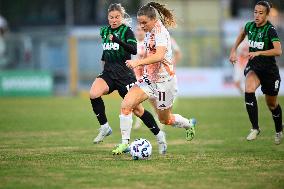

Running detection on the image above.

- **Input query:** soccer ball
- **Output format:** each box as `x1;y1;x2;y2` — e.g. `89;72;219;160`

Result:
130;138;152;160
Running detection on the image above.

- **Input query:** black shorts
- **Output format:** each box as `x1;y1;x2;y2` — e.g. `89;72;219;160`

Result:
97;70;136;98
244;62;281;96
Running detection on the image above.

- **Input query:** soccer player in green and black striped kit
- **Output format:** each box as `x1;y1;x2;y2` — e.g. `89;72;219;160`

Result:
89;3;167;154
230;1;283;144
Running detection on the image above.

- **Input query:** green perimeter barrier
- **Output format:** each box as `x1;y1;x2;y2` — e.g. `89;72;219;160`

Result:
0;71;53;96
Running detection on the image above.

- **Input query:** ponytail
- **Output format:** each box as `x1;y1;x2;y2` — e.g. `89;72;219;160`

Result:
137;2;176;28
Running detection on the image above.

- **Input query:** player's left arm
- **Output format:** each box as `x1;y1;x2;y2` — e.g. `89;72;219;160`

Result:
248;27;282;59
249;42;282;59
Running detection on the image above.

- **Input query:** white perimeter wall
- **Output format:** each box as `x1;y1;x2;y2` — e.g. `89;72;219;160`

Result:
176;68;284;97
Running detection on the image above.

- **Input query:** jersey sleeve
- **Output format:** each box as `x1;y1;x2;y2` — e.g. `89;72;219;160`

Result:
100;27;106;61
268;26;280;42
125;28;137;46
244;22;251;35
100;26;106;38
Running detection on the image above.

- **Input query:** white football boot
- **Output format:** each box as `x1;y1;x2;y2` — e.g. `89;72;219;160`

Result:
246;129;260;141
275;132;283;145
93;124;112;144
156;131;167;155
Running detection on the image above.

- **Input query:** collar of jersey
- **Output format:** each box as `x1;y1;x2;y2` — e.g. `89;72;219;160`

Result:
254;20;271;28
109;24;125;31
150;19;162;33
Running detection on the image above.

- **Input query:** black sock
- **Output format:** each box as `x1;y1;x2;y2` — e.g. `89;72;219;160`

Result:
139;110;160;135
90;98;107;125
270;104;283;133
245;92;259;130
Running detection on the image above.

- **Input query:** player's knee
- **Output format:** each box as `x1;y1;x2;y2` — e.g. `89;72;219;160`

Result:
245;85;256;93
133;106;144;117
245;72;259;93
266;100;278;110
90;88;103;99
159;118;168;125
121;108;132;115
89;90;97;99
121;99;134;115
159;115;174;125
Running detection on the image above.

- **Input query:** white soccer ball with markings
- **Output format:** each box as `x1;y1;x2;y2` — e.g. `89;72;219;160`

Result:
130;138;152;160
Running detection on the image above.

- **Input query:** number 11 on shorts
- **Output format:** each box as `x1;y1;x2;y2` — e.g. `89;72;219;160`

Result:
158;91;166;101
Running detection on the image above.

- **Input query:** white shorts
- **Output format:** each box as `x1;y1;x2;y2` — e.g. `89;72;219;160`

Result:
136;75;178;110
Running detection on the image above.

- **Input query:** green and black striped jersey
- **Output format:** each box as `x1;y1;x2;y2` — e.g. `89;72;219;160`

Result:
100;24;137;77
244;21;280;64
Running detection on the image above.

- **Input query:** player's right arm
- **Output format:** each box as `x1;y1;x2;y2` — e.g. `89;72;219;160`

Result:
230;28;246;64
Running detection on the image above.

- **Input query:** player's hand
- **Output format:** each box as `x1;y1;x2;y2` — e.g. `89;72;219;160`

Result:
229;51;237;64
125;60;138;69
108;34;113;41
248;52;260;60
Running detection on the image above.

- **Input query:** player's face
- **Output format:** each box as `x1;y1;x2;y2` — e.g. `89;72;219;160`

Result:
135;26;146;41
254;5;268;26
137;15;156;32
108;10;123;29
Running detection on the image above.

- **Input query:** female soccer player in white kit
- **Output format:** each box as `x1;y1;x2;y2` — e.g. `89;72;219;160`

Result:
112;2;196;155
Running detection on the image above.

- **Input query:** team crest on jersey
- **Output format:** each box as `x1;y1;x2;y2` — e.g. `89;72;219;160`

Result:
114;32;120;37
258;32;263;38
102;42;119;50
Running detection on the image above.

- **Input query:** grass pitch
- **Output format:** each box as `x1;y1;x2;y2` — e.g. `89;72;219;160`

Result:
0;95;283;189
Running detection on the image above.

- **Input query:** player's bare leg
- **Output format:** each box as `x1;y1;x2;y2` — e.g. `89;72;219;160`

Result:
156;107;196;141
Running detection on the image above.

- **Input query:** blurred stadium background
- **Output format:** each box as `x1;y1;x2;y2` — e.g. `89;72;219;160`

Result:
0;0;283;97
1;1;284;188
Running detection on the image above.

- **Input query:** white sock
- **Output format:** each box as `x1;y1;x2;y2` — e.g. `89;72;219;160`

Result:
119;114;133;144
156;131;165;139
101;122;110;128
172;114;190;129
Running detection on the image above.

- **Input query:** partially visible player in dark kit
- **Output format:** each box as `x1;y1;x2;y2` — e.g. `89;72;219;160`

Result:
89;3;166;149
229;1;283;144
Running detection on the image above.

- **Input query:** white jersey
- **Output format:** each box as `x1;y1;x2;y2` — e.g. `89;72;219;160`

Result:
144;20;174;82
137;40;146;59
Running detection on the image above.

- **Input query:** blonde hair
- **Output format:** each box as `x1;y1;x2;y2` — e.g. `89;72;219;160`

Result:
108;3;132;26
137;2;176;28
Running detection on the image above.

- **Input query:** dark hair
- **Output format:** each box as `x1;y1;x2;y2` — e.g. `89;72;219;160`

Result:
256;1;273;14
137;2;176;28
